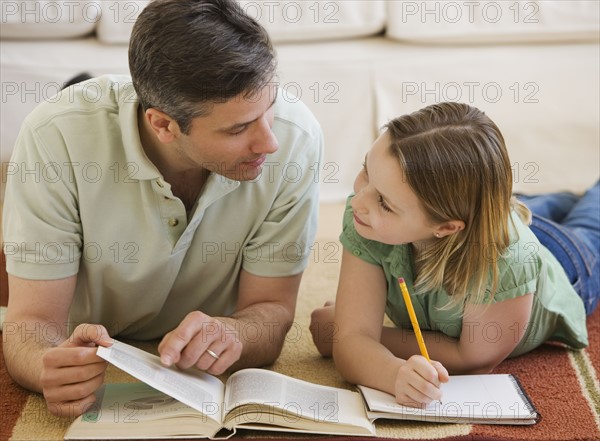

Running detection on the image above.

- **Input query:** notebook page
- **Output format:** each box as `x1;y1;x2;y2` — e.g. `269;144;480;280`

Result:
359;374;534;421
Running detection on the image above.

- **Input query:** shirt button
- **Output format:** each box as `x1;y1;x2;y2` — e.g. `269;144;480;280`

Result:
168;218;179;227
353;249;361;256
156;179;164;188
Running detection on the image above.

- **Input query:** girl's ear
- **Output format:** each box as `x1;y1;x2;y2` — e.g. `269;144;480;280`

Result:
434;220;465;238
145;108;182;144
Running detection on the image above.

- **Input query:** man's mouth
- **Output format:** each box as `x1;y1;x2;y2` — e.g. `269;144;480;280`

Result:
242;155;266;167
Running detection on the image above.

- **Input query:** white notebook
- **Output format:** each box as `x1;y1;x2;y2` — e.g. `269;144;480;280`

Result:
358;374;538;425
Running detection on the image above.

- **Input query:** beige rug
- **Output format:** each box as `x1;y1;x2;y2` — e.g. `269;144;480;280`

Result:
2;213;600;440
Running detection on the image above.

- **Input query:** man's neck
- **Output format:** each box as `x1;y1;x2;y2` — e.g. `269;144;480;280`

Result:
137;106;209;206
137;105;173;176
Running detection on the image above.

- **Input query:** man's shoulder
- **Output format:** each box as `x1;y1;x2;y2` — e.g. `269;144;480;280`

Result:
23;75;136;129
273;91;322;141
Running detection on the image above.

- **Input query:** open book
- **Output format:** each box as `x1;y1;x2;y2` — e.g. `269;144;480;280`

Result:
65;340;539;440
64;340;376;439
358;374;538;425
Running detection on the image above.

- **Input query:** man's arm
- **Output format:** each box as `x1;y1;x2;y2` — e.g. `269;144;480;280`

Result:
3;275;111;417
158;269;301;375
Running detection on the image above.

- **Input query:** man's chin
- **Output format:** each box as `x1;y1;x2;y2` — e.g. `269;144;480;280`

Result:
220;165;264;182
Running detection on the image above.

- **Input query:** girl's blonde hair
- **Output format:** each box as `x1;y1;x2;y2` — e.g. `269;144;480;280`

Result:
385;102;531;308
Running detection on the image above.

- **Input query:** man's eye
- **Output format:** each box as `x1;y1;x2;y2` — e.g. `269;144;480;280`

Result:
230;125;248;135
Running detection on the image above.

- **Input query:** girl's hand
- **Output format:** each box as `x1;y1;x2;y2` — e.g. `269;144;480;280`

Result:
309;301;336;357
394;355;449;407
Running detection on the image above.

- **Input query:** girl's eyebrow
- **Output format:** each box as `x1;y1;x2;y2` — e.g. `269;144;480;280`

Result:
364;152;401;212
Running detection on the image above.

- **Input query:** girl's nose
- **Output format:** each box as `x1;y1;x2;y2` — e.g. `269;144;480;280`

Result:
351;190;369;214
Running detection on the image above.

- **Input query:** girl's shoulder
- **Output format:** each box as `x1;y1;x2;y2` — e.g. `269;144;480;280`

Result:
485;211;543;302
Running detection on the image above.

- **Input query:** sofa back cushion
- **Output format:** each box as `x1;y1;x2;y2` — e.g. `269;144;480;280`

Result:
0;0;100;39
387;0;600;44
94;0;386;45
95;0;149;44
238;0;386;43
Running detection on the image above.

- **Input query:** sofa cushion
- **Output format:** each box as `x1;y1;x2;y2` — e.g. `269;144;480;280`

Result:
387;0;600;44
0;0;100;40
95;0;149;44
95;0;386;45
238;0;386;43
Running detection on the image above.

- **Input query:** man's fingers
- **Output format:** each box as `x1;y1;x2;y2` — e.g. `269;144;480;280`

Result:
43;370;106;404
41;360;107;386
176;333;220;370
46;392;100;418
42;346;103;369
206;341;242;376
158;311;212;366
65;324;112;348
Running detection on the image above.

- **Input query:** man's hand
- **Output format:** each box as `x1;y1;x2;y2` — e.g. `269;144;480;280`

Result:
40;324;112;418
394;355;449;408
158;311;242;375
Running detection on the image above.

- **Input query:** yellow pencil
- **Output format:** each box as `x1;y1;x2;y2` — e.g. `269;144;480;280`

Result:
398;277;431;362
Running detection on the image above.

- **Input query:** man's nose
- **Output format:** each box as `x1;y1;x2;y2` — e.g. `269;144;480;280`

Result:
250;117;279;154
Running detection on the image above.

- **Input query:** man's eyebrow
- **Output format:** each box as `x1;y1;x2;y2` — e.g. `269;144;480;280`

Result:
222;92;278;132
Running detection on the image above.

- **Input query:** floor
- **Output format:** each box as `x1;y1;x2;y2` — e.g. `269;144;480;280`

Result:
315;202;346;240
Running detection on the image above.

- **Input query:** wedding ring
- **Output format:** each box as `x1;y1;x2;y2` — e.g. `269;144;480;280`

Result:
206;349;220;360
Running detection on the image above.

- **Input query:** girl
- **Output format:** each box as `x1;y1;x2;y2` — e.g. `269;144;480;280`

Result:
310;102;599;407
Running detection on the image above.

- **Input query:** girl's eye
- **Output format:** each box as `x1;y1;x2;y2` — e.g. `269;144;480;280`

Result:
378;195;392;212
361;161;368;175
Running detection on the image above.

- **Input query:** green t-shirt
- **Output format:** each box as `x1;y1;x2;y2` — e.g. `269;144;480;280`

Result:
339;197;588;356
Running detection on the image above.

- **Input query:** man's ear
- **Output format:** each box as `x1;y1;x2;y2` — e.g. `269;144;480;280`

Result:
435;220;466;238
145;108;181;144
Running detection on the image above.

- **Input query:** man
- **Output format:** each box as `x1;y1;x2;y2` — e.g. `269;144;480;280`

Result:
2;0;322;418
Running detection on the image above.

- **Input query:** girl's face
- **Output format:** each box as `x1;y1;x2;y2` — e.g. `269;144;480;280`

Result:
351;132;438;247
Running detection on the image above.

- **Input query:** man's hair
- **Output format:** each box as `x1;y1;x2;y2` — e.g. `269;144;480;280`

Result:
385;102;531;311
129;0;276;134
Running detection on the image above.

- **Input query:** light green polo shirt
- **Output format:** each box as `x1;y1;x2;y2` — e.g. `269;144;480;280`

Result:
2;75;323;339
339;197;588;356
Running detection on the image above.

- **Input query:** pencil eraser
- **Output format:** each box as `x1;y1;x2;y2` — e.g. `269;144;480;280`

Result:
398;277;405;284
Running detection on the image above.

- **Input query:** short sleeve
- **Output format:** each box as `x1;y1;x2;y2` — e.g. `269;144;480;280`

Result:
2;120;82;279
475;215;541;304
241;104;323;277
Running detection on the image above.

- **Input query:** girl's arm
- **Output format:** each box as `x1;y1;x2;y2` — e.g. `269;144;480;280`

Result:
333;249;447;403
381;293;534;374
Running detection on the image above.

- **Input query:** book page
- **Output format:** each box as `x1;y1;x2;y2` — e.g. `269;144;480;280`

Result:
223;368;374;432
97;340;225;423
65;383;224;439
359;374;537;423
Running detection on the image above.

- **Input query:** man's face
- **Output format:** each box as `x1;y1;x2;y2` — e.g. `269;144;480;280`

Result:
173;84;279;181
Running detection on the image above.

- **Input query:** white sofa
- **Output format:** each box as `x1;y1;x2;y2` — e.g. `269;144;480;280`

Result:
1;0;599;203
